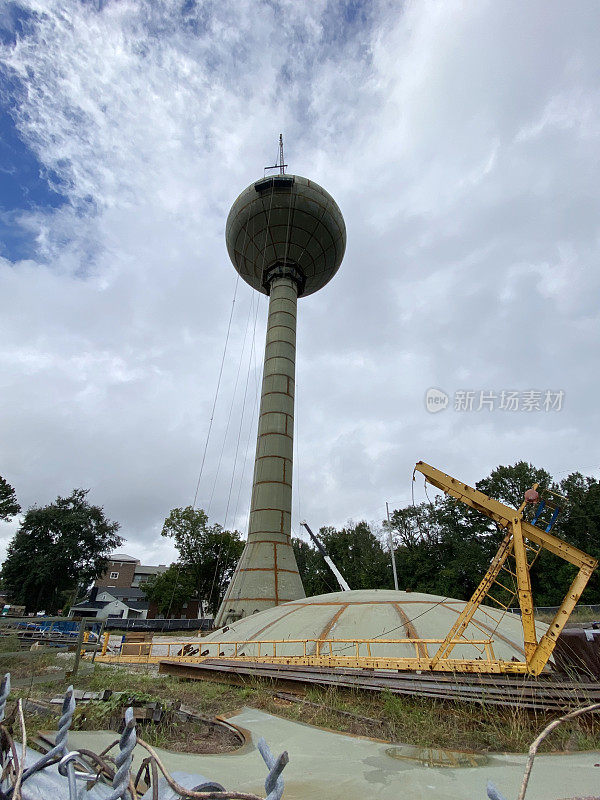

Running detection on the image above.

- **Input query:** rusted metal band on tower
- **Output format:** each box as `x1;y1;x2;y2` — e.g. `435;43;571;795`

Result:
214;276;306;626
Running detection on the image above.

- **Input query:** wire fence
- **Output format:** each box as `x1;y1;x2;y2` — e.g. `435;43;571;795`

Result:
0;673;289;799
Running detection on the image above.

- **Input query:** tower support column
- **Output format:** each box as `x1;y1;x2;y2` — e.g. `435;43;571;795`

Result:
215;275;305;626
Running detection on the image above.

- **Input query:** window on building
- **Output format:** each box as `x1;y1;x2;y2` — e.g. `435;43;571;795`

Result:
182;603;188;609
110;572;119;579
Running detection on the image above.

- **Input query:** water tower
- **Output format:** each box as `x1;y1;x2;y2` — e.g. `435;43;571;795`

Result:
214;140;346;627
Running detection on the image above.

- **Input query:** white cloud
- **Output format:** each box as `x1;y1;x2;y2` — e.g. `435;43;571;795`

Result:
1;0;600;569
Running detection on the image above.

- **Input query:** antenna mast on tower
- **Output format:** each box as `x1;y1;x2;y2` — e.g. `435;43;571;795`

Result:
264;134;287;175
278;133;285;174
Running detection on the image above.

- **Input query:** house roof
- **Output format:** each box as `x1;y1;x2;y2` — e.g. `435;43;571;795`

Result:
71;600;108;610
100;587;146;600
109;553;138;562
135;565;167;574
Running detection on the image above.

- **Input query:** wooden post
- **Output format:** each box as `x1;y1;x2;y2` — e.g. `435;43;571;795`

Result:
70;618;86;678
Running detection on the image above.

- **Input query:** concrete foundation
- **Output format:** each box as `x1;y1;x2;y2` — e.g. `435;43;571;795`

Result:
66;709;600;800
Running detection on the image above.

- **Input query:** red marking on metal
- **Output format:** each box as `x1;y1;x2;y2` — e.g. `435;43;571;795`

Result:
242;606;302;642
250;508;291;514
310;604;349;654
264;355;295;365
244;538;292;546
265;323;296;335
267;309;296;321
274;545;279;604
239;567;299;574
265;338;296;348
259;411;293;421
253;480;292;488
392;603;428;658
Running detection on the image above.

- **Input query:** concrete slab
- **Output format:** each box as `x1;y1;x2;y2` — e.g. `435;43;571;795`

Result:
65;707;600;799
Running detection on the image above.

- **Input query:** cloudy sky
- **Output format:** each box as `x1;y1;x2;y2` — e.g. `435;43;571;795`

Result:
1;0;599;568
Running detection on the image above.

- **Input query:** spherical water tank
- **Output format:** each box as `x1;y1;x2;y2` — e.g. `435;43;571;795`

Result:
225;174;346;297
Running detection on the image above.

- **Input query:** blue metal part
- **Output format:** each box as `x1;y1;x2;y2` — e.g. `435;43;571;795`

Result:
545;506;560;532
532;498;561;532
257;737;289;800
105;706;136;800
486;781;508;800
531;499;545;526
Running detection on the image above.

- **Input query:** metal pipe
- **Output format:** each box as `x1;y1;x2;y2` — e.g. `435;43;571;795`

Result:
386;502;399;591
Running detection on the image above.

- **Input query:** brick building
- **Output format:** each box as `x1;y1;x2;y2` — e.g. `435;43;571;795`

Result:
94;554;140;589
71;553;205;620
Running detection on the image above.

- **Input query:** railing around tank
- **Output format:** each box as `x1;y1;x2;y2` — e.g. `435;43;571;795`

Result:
95;635;519;673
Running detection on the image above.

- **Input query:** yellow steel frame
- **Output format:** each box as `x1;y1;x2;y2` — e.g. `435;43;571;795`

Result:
94;462;597;676
415;461;597;675
96;635;533;673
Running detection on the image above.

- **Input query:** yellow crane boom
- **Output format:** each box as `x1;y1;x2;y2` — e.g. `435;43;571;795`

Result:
415;461;597;675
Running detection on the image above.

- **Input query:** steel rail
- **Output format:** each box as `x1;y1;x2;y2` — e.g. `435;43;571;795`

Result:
158;659;600;712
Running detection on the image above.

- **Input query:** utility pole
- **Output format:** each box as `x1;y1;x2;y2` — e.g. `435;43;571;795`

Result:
386;502;399;591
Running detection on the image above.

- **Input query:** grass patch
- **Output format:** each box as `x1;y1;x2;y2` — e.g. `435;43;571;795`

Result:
0;634;22;653
536;608;600;624
11;664;600;754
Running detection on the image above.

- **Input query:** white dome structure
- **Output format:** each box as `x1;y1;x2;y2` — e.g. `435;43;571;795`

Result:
206;589;548;663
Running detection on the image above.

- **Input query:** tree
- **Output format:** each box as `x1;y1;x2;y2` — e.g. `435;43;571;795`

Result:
293;521;393;595
292;536;332;597
143;564;196;616
387;462;600;606
0;489;122;613
0;476;20;522
161;506;244;616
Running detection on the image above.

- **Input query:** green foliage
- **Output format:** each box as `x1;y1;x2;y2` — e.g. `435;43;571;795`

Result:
0;476;20;522
384;462;600;606
294;462;600;607
161;506;244;616
0;489;122;613
293;521;393;595
142;564;196;615
73;690;161;731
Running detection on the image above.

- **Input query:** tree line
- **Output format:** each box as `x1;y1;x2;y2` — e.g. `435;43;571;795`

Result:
294;462;600;606
0;480;122;613
1;460;599;615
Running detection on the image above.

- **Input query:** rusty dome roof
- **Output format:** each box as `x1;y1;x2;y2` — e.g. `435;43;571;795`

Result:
205;589;548;663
